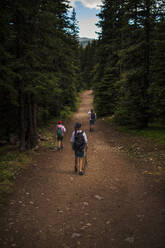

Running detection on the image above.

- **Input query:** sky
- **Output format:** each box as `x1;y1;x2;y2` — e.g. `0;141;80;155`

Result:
69;0;102;39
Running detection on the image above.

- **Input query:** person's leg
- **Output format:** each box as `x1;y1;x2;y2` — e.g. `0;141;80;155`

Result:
84;146;87;164
61;140;63;148
60;137;63;149
57;139;60;150
79;150;85;175
75;156;78;172
59;140;62;149
57;137;63;150
92;120;95;131
90;124;93;131
90;120;94;131
79;158;83;174
89;120;92;131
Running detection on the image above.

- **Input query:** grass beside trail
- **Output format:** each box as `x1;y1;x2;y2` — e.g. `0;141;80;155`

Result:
0;128;57;208
118;125;165;145
0;103;79;208
0;99;81;208
0;148;32;207
106;117;165;145
106;117;165;181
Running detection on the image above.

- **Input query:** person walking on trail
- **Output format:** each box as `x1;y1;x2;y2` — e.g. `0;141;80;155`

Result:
88;109;96;132
56;120;66;151
70;122;88;176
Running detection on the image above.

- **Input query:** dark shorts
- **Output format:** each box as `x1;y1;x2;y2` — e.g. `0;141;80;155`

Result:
90;119;95;125
75;150;84;158
57;135;63;141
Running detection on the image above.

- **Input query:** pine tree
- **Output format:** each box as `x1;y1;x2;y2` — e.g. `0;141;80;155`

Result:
115;0;158;128
148;2;165;123
93;0;124;117
0;0;18;141
93;0;163;128
80;40;98;89
0;0;81;149
70;8;79;38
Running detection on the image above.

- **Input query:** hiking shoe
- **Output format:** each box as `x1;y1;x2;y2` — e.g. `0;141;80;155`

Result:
79;171;83;176
74;166;78;172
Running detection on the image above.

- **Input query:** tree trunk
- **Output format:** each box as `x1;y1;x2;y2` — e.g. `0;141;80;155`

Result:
19;83;26;151
145;0;150;85
26;93;38;149
15;8;26;151
32;94;38;147
143;0;151;127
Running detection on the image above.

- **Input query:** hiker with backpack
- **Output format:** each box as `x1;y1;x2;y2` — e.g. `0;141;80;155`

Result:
56;120;66;151
70;122;88;175
88;109;96;132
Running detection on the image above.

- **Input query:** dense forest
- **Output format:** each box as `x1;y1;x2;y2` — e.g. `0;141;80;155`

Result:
82;0;165;129
0;0;165;151
0;0;82;150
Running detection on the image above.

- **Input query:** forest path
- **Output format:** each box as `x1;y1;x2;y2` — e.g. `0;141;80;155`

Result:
0;90;165;248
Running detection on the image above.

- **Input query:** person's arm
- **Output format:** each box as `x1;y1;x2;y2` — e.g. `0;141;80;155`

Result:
63;126;66;132
83;132;88;149
83;132;87;144
71;131;75;150
70;131;75;144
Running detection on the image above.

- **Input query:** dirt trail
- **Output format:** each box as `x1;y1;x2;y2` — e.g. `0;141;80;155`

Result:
0;90;165;248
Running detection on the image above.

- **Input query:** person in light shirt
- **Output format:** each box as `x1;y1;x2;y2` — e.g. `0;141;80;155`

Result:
70;122;87;175
88;109;96;131
56;120;66;151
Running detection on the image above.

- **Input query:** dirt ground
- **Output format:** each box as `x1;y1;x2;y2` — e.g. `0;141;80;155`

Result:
0;90;165;248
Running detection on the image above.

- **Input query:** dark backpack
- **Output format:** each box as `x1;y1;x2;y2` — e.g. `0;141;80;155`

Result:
57;127;62;138
73;131;86;152
91;112;95;120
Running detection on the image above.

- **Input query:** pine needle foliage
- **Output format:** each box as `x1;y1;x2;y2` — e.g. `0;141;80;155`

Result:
90;0;165;128
0;0;81;149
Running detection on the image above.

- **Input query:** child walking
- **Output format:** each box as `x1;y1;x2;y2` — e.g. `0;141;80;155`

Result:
56;120;66;151
88;109;96;132
70;122;87;175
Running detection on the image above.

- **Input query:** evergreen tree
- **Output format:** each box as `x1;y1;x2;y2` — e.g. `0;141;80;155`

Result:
115;0;160;128
80;40;98;89
67;7;82;94
0;0;17;140
93;0;123;117
93;0;165;128
70;8;79;38
0;0;81;149
148;4;165;122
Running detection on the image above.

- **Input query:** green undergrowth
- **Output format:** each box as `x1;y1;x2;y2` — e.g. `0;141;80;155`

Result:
39;96;81;149
118;125;165;146
60;95;81;121
38;128;57;150
0;148;32;207
106;116;165;145
0;96;81;208
105;116;165;181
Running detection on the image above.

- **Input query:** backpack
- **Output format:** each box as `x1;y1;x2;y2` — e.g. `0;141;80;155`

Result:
91;112;95;120
57;126;62;138
73;131;86;152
